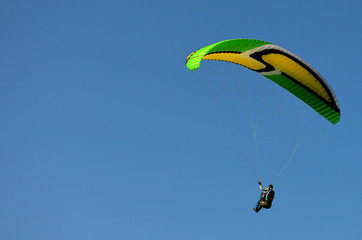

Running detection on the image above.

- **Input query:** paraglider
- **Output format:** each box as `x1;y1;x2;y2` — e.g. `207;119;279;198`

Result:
253;182;275;213
185;38;340;212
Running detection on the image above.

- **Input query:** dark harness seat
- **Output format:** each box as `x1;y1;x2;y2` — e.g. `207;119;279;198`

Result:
259;190;274;209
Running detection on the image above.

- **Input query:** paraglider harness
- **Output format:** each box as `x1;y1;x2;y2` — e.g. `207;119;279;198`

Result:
259;189;275;209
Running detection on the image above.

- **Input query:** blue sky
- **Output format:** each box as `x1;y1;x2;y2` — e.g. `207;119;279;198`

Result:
1;0;361;239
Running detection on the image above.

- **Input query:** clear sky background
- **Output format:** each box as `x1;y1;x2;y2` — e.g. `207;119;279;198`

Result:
1;1;361;239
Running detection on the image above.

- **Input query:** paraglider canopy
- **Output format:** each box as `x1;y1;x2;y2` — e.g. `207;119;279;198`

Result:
186;39;340;124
